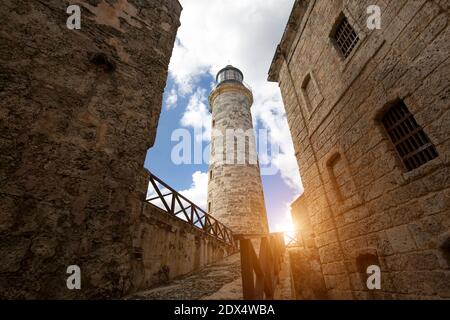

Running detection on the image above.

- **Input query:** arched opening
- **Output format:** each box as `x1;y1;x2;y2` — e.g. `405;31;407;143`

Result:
440;236;450;266
355;252;380;299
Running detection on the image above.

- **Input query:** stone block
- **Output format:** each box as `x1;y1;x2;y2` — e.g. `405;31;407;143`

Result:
386;225;417;253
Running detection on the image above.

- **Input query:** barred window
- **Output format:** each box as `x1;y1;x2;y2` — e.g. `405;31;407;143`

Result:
333;16;359;59
382;101;438;171
133;247;143;260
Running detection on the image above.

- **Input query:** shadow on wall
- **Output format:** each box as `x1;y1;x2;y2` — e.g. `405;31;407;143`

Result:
289;248;328;300
440;233;450;267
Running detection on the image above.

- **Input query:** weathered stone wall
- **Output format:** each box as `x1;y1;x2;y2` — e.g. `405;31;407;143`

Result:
270;0;450;299
290;195;328;300
0;0;181;298
289;248;328;300
131;201;236;292
291;195;314;242
208;82;269;235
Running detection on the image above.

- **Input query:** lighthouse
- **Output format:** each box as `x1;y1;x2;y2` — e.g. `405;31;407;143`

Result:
207;65;269;235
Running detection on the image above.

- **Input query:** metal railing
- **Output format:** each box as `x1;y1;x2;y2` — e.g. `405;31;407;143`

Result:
234;233;286;300
285;231;304;248
146;173;236;248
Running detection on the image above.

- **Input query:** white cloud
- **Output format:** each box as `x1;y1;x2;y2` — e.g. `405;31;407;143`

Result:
171;0;296;94
170;0;303;223
165;88;178;110
179;171;209;210
180;88;212;142
253;95;303;194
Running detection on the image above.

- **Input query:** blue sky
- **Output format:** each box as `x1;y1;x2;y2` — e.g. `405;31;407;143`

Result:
145;0;302;232
145;77;207;189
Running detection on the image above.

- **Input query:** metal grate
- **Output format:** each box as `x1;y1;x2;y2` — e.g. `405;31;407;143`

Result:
133;247;143;261
334;16;360;59
382;101;438;171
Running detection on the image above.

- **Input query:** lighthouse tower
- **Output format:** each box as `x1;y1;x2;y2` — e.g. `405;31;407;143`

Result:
207;65;269;235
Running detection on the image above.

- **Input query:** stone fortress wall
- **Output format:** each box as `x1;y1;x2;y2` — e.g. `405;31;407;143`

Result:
289;196;328;300
0;0;183;298
132;195;235;293
270;0;450;299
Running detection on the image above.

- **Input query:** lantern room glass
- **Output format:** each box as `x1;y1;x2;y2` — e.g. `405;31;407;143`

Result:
216;66;243;84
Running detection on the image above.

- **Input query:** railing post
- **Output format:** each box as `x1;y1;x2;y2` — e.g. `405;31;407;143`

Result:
239;239;255;300
236;233;288;300
259;237;274;299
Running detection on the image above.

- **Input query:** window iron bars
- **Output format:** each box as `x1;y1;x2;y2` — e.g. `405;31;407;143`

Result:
382;101;438;171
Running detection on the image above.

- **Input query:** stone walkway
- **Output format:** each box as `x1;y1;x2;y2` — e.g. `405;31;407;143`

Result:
128;250;294;300
128;253;243;300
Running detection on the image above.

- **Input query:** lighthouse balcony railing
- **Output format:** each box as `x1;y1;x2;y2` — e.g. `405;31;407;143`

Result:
146;172;237;248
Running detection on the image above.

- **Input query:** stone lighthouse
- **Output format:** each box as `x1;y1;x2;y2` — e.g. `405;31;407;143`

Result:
207;65;269;235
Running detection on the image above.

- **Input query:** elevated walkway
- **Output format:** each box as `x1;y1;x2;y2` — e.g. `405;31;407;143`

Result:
134;173;295;300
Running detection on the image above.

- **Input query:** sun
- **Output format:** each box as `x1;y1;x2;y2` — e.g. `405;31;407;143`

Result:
273;206;297;233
